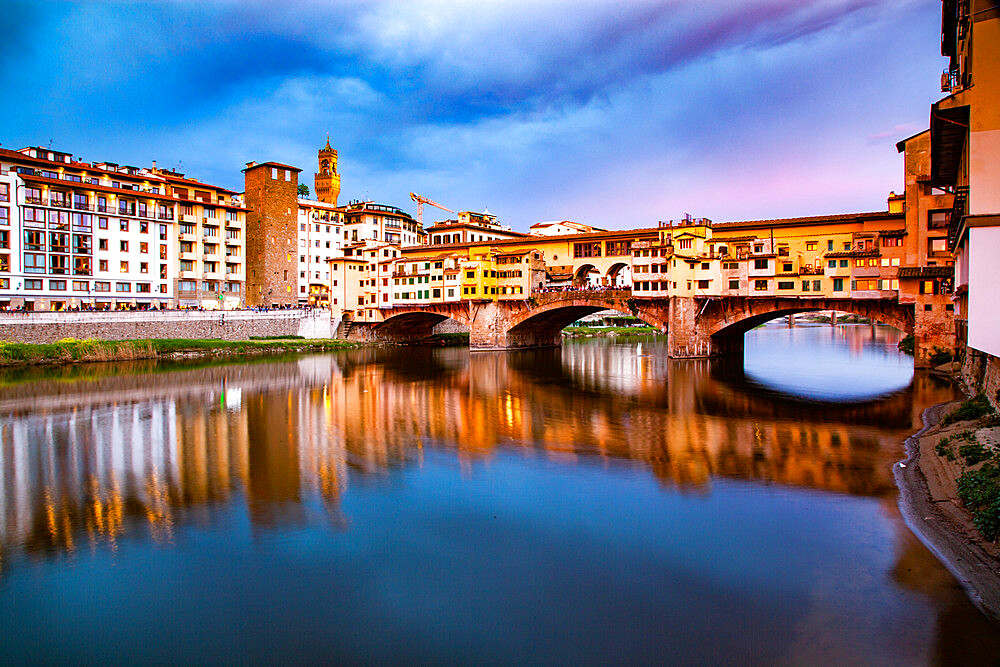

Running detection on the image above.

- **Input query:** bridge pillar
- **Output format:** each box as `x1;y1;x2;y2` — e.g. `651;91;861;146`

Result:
666;296;716;359
467;301;561;350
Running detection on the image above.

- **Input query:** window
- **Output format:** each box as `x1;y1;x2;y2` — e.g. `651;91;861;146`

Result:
49;255;69;275
696;279;709;289
120;261;128;273
754;279;768;291
0;183;8;202
99;260;108;272
99;217;108;230
0;253;8;272
94;281;110;292
827;259;837;268
0;207;7;225
466;271;475;279
928;210;949;229
812;280;821;291
140;242;148;254
701;262;709;270
49;280;66;291
24;279;43;290
98;238;108;251
777;281;794;290
573;242;602;258
929;238;948;254
805;242;817;251
802;281;810;291
24;230;44;250
120;240;129;252
72;281;88;291
115;282;131;292
178;280;196;292
754;259;768;270
728;279;740;290
24;253;46;273
833;278;844;291
782;263;793;272
678;238;692;250
136;283;151;293
839;259;848;268
73;257;91;275
140;262;148;274
882;236;902;247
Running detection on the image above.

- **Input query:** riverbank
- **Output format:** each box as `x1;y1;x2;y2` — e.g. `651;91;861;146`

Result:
896;396;1000;620
563;326;658;337
0;337;362;367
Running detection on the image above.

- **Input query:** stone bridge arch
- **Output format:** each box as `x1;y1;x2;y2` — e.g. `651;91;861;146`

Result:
361;305;473;343
502;291;669;348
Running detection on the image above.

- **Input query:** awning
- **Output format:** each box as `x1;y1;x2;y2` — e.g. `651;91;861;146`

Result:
930;101;969;188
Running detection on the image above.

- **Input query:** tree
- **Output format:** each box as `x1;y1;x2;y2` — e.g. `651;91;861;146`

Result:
297;184;310;197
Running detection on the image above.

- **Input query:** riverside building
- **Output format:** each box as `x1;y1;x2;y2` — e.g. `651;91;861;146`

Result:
0;145;247;311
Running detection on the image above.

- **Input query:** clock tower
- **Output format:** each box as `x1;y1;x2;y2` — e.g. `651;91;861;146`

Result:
315;136;341;205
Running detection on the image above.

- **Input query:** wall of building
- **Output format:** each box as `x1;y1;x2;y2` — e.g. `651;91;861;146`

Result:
0;310;330;343
967;226;1000;357
244;164;299;307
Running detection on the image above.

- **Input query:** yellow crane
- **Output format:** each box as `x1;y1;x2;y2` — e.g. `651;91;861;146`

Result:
409;192;453;225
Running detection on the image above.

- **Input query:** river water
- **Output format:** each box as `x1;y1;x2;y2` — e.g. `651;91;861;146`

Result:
1;324;998;663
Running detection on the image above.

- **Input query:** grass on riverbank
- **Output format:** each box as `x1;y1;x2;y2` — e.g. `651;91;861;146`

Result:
563;326;658;336
0;337;360;366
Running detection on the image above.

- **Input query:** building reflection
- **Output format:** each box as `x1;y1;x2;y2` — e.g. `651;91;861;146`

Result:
0;335;955;567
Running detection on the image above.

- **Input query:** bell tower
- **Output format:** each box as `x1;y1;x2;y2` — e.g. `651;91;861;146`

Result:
315;136;340;206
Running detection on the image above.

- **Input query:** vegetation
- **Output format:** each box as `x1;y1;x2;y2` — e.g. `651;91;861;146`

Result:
929;346;954;366
942;393;995;426
297;184;310;197
0;338;360;367
420;333;470;346
958;463;1000;542
563;325;658;336
898;334;915;355
249;334;305;340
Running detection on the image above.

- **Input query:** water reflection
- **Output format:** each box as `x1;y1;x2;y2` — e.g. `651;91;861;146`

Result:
0;329;996;663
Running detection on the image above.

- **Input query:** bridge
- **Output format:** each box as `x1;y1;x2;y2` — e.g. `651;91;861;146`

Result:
347;289;918;361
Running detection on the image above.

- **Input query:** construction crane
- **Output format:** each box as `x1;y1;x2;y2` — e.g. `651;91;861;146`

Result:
409;192;453;225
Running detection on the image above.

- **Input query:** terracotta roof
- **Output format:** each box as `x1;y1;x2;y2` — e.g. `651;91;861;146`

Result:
878;228;907;237
897;266;953;278
715;211;901;229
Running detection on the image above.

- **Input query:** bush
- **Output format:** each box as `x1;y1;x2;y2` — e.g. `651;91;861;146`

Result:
973;499;1000;542
898;334;915;355
958;463;1000;510
943;393;995;426
929;347;954;365
936;437;956;460
959;442;994;466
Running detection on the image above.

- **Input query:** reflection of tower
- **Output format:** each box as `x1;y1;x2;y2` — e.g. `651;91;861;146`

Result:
246;391;303;526
315;137;341;206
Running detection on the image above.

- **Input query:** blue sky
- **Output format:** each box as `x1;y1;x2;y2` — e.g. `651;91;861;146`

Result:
2;0;946;231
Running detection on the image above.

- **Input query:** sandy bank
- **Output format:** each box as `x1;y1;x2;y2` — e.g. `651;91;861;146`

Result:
896;400;1000;620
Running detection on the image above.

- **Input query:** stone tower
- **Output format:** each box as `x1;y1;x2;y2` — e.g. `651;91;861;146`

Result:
315;137;340;205
243;161;301;307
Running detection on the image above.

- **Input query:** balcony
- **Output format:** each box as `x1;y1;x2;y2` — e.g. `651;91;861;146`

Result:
50;199;71;209
225;237;240;245
226;272;242;280
73;202;93;211
179;251;197;260
179;270;198;279
179;232;198;241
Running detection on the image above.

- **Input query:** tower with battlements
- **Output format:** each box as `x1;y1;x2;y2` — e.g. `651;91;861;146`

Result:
314;137;340;206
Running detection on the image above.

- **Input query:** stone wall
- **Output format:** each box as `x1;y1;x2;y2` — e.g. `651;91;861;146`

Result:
0;310;331;344
962;347;1000;409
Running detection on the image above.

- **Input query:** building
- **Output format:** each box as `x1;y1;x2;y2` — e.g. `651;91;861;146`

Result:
935;0;1000;388
342;201;423;246
315;137;341;206
296;198;344;306
0;145;247;311
243;161;302;307
425;210;529;245
529;220;607;236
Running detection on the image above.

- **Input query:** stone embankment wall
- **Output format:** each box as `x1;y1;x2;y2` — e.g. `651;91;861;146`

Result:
0;310;332;344
963;347;1000;409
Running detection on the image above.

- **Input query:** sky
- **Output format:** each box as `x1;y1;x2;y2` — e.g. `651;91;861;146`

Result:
1;0;947;231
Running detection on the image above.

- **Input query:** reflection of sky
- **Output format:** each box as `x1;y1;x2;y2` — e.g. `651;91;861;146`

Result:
743;324;913;401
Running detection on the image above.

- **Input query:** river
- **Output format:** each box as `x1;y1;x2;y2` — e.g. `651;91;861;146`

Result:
0;324;998;663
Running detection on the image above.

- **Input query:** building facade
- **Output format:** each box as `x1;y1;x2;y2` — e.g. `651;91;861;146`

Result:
243;161;301;307
0;145;246;311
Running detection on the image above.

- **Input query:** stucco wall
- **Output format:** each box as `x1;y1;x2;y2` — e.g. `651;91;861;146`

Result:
967;226;1000;358
0;310;331;344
